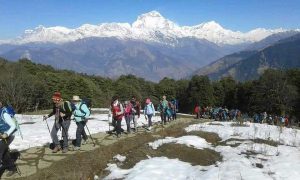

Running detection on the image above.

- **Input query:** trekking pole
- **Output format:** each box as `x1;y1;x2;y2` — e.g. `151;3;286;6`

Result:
13;117;23;140
44;118;51;136
85;124;96;147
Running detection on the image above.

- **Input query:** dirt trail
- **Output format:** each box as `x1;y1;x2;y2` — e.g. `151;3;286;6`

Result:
2;118;222;180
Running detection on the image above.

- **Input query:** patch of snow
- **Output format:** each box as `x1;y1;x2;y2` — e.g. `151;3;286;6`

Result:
104;157;207;180
113;154;126;162
148;136;210;150
186;122;300;147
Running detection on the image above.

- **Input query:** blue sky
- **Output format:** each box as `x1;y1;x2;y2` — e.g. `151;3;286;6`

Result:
0;0;299;39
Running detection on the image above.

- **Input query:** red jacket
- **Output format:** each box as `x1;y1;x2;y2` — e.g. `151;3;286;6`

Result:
112;103;123;120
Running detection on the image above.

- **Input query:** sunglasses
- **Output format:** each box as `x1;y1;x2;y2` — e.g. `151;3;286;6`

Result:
52;98;61;102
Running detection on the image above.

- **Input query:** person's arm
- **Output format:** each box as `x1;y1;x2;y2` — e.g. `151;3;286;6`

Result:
47;106;56;118
3;113;16;136
151;104;155;116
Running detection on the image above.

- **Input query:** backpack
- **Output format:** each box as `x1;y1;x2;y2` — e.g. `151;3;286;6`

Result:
62;101;75;114
5;105;16;118
79;98;91;118
81;98;92;110
0;107;19;136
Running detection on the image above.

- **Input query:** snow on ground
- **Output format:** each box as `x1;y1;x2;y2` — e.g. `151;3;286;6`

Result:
104;157;209;180
11;112;162;151
186;122;300;147
148;136;210;150
113;154;126;162
104;121;300;180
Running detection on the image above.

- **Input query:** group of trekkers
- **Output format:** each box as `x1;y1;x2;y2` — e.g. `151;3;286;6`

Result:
194;103;293;127
42;92;91;153
0;92;91;177
110;95;179;137
0;93;179;177
253;112;291;127
194;105;241;121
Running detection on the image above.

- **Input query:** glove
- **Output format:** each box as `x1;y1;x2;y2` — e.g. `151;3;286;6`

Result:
60;112;65;117
43;115;48;121
0;133;8;139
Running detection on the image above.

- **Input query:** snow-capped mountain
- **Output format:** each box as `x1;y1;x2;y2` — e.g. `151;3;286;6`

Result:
1;11;293;45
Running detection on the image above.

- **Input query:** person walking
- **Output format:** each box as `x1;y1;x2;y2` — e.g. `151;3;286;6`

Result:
43;92;73;153
0;103;17;177
144;98;155;130
72;95;91;150
111;96;124;137
161;95;168;124
124;101;133;133
130;96;141;132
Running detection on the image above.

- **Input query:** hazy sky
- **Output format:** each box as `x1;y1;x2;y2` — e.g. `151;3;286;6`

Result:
0;0;299;39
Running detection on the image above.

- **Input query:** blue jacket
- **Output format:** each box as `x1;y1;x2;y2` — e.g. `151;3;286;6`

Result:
0;108;16;138
73;102;90;122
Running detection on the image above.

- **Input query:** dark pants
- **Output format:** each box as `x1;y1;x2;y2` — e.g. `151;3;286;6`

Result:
112;117;122;135
147;114;153;127
172;112;177;120
125;114;132;132
51;120;71;149
160;112;166;124
75;121;88;147
0;137;15;171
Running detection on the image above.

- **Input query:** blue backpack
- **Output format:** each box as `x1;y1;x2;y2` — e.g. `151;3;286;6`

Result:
1;106;22;138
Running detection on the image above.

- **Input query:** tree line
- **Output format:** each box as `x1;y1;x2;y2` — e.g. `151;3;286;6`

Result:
0;58;299;120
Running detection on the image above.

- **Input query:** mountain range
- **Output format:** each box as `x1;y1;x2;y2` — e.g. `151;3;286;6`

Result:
194;33;300;81
0;11;299;81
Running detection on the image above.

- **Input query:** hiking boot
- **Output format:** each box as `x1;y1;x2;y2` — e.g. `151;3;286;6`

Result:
6;169;17;177
82;139;88;145
73;146;81;151
52;146;61;153
62;148;68;153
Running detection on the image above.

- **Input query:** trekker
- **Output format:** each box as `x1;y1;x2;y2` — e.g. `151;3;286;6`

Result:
130;96;141;132
170;99;178;120
161;95;168;124
0;102;17;177
166;102;173;121
171;98;178;120
157;100;164;124
43;92;73;153
124;101;133;133
72;95;91;150
144;98;155;129
194;103;200;119
111;96;124;137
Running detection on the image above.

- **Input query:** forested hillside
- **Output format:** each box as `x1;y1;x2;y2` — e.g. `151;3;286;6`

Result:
0;58;299;120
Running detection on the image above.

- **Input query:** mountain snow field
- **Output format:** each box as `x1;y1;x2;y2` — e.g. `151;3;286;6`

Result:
1;11;295;46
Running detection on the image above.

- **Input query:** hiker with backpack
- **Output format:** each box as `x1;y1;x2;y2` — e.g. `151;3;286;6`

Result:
144;98;155;130
72;95;91;150
0;101;17;177
111;96;124;137
170;99;178;120
124;101;133;133
161;95;168;124
43;92;74;153
130;96;141;132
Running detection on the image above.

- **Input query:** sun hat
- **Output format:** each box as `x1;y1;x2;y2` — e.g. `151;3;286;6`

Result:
72;95;81;101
